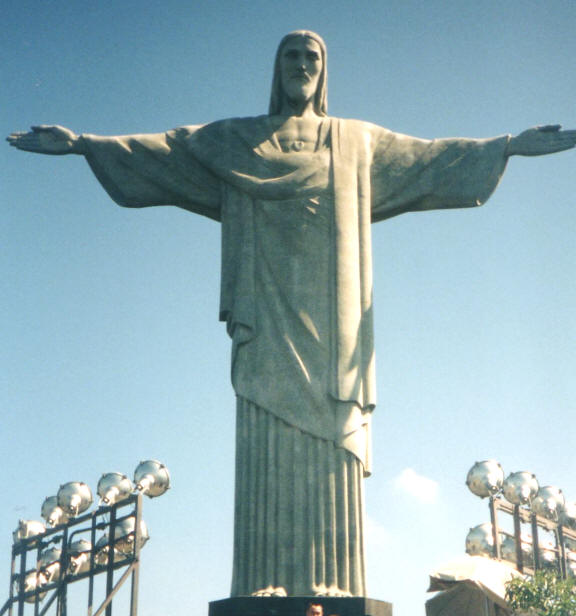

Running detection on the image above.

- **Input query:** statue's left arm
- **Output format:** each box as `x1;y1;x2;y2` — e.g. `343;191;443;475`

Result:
369;127;510;222
369;123;575;222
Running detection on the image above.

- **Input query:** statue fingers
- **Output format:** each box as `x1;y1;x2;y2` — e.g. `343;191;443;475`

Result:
7;133;40;150
7;131;29;140
31;124;59;132
537;124;562;132
548;130;576;151
559;128;576;142
6;134;23;146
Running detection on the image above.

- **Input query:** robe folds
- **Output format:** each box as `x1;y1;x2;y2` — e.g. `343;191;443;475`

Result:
81;116;509;595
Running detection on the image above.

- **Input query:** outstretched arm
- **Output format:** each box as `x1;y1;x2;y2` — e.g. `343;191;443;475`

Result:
7;124;222;219
507;124;576;157
7;125;86;155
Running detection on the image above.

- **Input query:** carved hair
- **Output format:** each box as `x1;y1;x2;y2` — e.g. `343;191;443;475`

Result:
268;30;328;117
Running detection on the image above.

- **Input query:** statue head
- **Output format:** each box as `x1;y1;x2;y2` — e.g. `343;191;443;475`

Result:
269;30;327;117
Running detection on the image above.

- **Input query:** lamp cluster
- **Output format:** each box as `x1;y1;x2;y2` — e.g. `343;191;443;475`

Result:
464;460;576;577
9;460;170;606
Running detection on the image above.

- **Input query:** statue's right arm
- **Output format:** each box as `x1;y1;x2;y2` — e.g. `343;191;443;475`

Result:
6;125;86;155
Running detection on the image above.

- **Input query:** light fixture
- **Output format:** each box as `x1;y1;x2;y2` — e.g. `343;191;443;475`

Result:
134;460;170;498
561;501;576;529
38;547;62;583
538;540;559;570
465;523;494;557
532;486;565;521
502;471;539;506
97;472;133;506
465;460;504;498
500;533;533;564
465;459;576;580
68;539;93;575
111;517;149;554
12;520;46;545
41;496;70;527
19;570;47;604
94;535;124;566
6;458;171;616
57;482;93;517
94;518;148;564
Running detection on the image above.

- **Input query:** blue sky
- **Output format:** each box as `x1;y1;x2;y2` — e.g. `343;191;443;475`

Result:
2;2;576;615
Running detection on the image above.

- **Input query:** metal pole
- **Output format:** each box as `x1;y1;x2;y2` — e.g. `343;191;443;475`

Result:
531;513;540;570
8;542;17;616
557;525;567;579
17;540;27;616
105;505;117;616
57;525;69;616
513;505;524;572
129;494;142;616
489;497;502;559
33;540;42;616
87;509;98;616
92;564;137;616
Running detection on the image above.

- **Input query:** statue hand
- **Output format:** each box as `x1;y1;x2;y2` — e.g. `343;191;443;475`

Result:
508;125;576;157
6;125;84;155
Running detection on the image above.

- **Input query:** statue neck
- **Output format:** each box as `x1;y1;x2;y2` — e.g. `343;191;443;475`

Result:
278;96;319;118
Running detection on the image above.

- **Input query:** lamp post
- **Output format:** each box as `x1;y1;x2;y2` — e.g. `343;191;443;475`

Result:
465;460;576;579
0;460;169;616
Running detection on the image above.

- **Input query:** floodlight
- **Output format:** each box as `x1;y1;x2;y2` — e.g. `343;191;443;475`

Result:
95;517;148;564
38;547;61;583
532;486;565;520
94;535;129;565
41;496;70;527
57;482;93;517
134;460;170;498
19;570;47;603
502;471;538;506
561;501;576;530
94;535;121;566
465;523;494;557
466;460;504;498
502;534;557;570
538;540;558;570
97;472;133;505
13;520;46;545
68;539;93;575
112;517;149;554
501;533;533;564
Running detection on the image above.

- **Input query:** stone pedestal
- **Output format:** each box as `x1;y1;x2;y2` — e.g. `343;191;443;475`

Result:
208;597;392;616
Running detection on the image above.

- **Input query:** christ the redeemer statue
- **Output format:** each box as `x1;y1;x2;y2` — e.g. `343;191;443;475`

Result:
8;31;576;599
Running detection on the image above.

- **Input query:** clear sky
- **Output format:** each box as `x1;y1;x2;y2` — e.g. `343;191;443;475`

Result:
2;1;576;615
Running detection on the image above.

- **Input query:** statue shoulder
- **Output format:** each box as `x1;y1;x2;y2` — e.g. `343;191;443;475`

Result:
205;115;270;132
168;115;268;138
331;117;393;136
329;118;396;152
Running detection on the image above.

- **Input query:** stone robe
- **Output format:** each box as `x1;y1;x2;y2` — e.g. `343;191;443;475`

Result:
81;116;509;595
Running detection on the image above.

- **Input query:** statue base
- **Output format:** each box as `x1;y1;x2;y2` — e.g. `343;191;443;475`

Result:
208;596;392;616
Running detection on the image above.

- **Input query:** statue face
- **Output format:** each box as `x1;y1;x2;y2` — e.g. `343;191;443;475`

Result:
279;37;323;106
